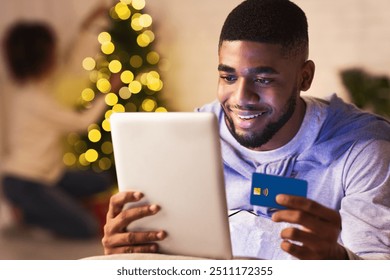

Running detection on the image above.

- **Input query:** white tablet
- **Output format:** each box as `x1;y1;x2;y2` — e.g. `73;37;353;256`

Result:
110;112;232;259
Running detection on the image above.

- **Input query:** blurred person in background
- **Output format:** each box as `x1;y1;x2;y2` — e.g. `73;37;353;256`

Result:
1;9;117;239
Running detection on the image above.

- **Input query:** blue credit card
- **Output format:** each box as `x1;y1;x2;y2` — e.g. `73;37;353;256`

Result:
250;173;308;209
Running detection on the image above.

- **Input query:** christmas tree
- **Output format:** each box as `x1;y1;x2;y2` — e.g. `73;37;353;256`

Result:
63;0;167;175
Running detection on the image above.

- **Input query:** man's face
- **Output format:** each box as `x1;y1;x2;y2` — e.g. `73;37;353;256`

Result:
217;41;310;151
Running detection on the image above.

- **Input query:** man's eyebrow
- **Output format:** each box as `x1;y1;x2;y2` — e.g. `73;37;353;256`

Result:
217;64;279;75
218;64;235;72
248;66;279;75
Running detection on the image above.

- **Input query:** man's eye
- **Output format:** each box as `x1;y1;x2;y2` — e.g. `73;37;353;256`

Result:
254;78;273;85
220;75;237;82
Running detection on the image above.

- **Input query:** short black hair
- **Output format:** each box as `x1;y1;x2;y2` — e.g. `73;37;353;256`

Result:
219;0;309;58
2;21;56;83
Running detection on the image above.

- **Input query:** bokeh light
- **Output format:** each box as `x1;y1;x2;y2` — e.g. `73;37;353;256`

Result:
132;0;146;11
75;0;168;173
98;32;111;44
96;78;111;93
82;57;96;71
108;60;122;73
146;51;160;65
120;70;134;84
128;80;142;93
85;149;99;163
115;2;131;20
130;55;143;68
105;92;119;106
88;129;102;143
101;42;115;55
81;88;95;102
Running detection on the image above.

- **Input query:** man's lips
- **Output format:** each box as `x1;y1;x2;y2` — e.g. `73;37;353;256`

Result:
229;107;270;120
226;107;270;129
236;111;267;120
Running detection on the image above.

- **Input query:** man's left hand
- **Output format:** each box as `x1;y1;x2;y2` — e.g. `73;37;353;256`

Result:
271;194;348;260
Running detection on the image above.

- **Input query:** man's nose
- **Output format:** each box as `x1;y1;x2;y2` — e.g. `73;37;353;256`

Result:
233;78;259;105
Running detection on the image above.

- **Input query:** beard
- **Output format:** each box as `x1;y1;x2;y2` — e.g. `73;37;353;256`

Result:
223;91;298;150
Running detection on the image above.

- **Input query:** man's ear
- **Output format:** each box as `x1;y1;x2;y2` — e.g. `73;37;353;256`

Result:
300;60;315;91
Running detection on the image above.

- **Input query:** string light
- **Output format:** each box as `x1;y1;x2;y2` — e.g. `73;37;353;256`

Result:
70;0;168;171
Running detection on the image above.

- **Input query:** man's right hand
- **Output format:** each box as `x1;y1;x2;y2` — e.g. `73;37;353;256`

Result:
102;191;167;255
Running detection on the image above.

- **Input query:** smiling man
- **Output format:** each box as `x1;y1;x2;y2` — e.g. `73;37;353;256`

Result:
217;41;310;151
102;0;390;260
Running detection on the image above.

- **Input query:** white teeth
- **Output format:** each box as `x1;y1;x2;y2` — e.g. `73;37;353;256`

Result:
238;112;264;120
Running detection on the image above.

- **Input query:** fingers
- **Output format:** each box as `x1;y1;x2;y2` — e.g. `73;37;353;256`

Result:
110;204;160;234
279;240;316;260
103;191;167;255
271;194;347;259
107;191;143;219
103;230;166;248
279;228;348;260
274;194;341;226
105;243;160;255
102;230;167;255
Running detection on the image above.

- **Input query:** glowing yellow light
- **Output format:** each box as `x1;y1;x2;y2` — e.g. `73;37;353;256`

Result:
85;149;99;162
98;32;111;44
155;107;168;112
137;33;150;47
140;73;148;85
109;7;119;20
82;57;96;71
105;110;113;119
88;123;99;132
81;88;95;102
146;51;160;65
131;14;143;31
148;79;163;91
102;119;111;131
105;92;119;106
129;80;142;93
115;2;131;20
139;14;152;27
101;141;113;154
148;71;160;79
146;71;163;91
142;99;156;112
96;78;111;93
88;129;101;143
113;104;125;112
79;153;89;166
120;70;134;83
63;152;77;166
132;0;145;10
119;87;132;99
101;42;115;55
120;0;131;4
108;60;122;73
99;157;112;171
130;55;143;68
143;30;155;42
